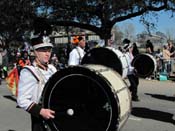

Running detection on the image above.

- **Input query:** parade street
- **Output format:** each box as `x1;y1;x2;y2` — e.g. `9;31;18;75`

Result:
0;78;175;131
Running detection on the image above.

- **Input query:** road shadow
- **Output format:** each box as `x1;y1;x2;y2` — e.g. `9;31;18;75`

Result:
3;95;16;102
145;93;175;102
132;107;175;125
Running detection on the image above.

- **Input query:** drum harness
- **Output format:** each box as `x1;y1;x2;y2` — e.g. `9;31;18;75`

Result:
24;65;55;131
36;66;55;131
76;47;85;64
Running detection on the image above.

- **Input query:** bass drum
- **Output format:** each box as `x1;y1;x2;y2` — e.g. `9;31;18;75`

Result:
132;53;157;78
42;65;131;131
81;47;129;78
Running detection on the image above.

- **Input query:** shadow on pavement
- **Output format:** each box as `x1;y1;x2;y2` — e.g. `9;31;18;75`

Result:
132;107;175;125
145;93;175;102
3;95;16;102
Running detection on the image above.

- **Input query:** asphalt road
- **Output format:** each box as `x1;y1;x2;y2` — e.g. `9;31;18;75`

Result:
0;78;175;131
122;78;175;131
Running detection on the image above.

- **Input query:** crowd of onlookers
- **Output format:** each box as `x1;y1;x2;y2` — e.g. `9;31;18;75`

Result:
154;40;175;79
142;39;175;80
118;39;175;80
1;38;175;84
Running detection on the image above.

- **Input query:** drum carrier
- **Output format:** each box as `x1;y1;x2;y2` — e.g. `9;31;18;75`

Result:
81;47;129;79
41;65;131;131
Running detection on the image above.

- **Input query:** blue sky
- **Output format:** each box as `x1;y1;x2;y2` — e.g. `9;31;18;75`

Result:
116;11;175;35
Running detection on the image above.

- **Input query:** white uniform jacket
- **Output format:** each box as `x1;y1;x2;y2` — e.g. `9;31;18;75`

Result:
68;46;85;66
17;63;57;117
125;52;135;75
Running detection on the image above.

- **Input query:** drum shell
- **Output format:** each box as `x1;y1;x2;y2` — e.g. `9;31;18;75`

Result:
42;65;131;131
85;64;131;129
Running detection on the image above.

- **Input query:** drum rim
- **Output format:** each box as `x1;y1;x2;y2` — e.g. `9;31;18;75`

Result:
132;53;156;77
42;66;119;131
81;47;123;76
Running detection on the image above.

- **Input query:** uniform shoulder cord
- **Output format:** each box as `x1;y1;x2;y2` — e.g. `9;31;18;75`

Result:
23;66;40;82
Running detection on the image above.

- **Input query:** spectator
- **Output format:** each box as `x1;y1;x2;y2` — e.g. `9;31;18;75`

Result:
50;53;59;68
162;44;171;75
146;40;154;55
167;40;175;76
155;48;163;73
167;40;175;58
16;51;31;74
1;43;8;78
145;40;155;80
132;42;139;57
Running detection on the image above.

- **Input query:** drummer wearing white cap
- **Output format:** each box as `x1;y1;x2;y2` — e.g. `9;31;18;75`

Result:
123;38;140;102
17;34;57;131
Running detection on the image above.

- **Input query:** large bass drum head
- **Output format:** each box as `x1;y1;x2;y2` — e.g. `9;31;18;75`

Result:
42;66;118;131
81;47;123;76
132;53;156;78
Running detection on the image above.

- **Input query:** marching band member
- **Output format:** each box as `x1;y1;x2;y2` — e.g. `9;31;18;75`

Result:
17;34;57;131
68;36;86;65
123;39;140;101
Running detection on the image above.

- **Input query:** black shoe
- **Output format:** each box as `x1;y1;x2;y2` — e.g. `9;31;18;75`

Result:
132;97;140;101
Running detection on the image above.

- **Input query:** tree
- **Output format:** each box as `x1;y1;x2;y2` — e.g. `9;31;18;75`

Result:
0;0;36;45
34;0;175;45
121;23;136;41
112;25;123;45
1;0;175;46
165;28;175;41
155;31;167;43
